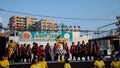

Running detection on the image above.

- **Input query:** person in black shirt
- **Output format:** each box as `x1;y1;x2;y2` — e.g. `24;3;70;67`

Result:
92;41;99;60
64;43;69;60
70;42;76;60
31;42;38;60
14;43;21;62
26;44;32;62
75;41;81;61
86;43;92;61
53;43;58;61
81;41;88;61
45;43;52;61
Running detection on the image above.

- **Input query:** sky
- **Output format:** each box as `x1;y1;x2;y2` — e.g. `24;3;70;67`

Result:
0;0;120;37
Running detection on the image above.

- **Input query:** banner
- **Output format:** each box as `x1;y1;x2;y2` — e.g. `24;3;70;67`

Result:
18;31;73;42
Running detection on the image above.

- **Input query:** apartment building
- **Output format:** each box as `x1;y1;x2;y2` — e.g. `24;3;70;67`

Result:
37;18;58;31
9;16;38;30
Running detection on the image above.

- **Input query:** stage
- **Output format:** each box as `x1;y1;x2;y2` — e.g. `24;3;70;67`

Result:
10;61;111;68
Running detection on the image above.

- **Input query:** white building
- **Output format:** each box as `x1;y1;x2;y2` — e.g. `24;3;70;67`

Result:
72;32;92;44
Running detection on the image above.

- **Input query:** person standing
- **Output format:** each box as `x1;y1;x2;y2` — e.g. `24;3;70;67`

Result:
38;45;45;61
70;42;76;60
86;43;92;61
81;41;88;61
111;57;120;68
45;43;52;61
94;56;105;68
53;43;58;61
26;44;32;62
64;43;69;60
92;41;100;60
8;40;16;51
20;44;24;62
22;43;28;62
32;42;38;60
64;59;71;68
8;40;16;63
14;43;21;62
75;41;81;61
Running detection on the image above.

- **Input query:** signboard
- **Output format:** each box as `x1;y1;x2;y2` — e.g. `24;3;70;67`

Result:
18;31;73;42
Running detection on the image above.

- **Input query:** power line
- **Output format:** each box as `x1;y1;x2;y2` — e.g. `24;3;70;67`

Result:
97;22;115;29
0;8;116;21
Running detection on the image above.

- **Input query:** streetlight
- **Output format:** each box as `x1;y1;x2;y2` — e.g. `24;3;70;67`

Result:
116;16;120;50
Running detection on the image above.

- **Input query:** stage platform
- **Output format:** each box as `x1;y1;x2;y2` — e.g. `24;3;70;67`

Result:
10;61;111;68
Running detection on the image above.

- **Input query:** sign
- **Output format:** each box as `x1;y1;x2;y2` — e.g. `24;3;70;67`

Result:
18;31;73;42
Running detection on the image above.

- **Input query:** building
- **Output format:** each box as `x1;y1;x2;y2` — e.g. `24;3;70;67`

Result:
9;16;38;30
37;18;58;31
72;32;92;44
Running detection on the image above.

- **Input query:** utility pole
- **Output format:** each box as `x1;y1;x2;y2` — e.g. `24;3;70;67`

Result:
116;16;120;35
97;28;99;37
115;16;120;50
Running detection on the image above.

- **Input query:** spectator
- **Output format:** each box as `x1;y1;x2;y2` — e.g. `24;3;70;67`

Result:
64;59;71;68
0;56;10;68
111;50;117;61
117;50;120;61
111;57;120;68
70;42;76;60
94;56;105;68
30;56;40;68
39;57;48;68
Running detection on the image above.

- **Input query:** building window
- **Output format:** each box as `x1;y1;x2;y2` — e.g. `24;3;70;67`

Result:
47;25;51;28
42;25;46;29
